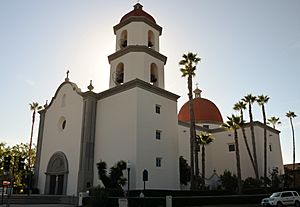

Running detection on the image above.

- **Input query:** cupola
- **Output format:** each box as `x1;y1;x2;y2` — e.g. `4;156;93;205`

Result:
108;3;166;89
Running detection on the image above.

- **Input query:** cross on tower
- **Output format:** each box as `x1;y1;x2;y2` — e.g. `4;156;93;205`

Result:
65;70;70;81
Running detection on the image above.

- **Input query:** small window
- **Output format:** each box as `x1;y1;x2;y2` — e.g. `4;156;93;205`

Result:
203;125;209;129
156;157;162;167
155;105;161;114
228;144;235;152
58;116;67;132
156;130;161;140
62;120;66;130
269;144;272;152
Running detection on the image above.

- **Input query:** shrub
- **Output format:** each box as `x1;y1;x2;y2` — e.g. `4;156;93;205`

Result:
220;170;238;192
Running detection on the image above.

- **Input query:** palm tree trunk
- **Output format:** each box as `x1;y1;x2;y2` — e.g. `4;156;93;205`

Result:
195;143;200;189
240;110;257;179
262;105;267;184
234;129;242;194
29;111;36;169
290;117;296;187
188;73;196;190
201;144;205;189
249;104;259;178
28;110;35;195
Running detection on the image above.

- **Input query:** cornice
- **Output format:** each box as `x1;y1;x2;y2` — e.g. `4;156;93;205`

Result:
97;79;179;101
81;91;98;100
178;121;210;132
108;45;167;64
113;16;162;35
178;120;280;134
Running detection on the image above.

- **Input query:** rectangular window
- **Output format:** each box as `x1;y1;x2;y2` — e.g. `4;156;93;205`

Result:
156;130;161;140
269;144;272;152
228;144;235;152
155;105;161;114
203;125;209;129
156;157;162;167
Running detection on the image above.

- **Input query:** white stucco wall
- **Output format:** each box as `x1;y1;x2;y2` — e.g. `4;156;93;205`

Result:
135;88;179;190
37;83;83;195
94;88;138;189
94;86;179;190
178;123;284;182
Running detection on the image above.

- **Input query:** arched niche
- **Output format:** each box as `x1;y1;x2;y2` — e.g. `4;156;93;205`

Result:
61;94;66;107
44;151;68;195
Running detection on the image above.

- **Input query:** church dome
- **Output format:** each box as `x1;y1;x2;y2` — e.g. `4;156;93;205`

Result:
120;3;156;24
178;89;223;124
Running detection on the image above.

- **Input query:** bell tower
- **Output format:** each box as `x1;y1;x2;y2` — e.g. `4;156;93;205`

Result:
108;3;167;88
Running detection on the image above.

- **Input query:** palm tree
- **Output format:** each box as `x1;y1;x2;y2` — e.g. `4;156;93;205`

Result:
267;116;281;129
179;52;201;189
286;110;297;187
222;115;242;194
242;94;259;178
233;101;257;179
28;102;42;194
197;132;214;189
257;95;270;183
28;102;42;169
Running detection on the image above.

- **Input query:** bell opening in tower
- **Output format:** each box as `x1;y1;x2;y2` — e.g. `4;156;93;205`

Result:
119;30;128;49
150;63;158;86
116;63;124;84
148;30;155;49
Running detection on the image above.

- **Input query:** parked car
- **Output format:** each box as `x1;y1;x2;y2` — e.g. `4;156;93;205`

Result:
261;191;300;206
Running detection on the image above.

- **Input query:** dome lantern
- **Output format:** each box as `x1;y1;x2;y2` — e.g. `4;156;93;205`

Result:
193;84;202;98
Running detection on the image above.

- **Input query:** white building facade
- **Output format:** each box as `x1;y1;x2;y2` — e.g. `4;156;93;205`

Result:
34;4;284;195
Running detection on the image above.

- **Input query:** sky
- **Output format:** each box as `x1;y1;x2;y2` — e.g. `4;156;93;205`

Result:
0;0;300;165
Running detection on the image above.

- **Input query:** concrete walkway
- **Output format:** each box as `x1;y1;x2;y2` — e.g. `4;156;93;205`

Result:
0;205;76;207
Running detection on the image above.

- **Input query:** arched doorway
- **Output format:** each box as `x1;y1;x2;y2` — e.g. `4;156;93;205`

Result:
44;151;68;195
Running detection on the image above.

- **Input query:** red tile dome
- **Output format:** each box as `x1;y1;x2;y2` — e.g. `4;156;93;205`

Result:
120;3;156;24
178;97;223;124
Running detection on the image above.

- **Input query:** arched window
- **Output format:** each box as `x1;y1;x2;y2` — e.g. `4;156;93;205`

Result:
150;63;158;86
116;63;124;84
148;30;155;48
119;30;128;49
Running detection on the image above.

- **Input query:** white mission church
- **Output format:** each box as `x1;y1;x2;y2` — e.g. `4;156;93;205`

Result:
34;3;284;195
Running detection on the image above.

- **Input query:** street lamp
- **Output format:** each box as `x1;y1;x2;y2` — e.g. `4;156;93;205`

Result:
127;161;131;196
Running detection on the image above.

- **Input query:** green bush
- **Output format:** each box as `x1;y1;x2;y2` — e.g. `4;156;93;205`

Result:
220;170;238;192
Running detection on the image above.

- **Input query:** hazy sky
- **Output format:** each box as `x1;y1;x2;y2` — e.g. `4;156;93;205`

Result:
1;0;299;165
